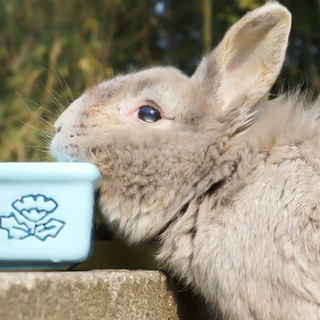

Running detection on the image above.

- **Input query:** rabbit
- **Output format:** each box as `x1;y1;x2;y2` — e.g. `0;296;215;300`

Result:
50;2;320;319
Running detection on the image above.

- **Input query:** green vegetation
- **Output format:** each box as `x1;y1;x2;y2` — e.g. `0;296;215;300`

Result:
1;0;319;162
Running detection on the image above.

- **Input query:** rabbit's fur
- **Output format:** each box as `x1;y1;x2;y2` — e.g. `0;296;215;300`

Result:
51;2;320;319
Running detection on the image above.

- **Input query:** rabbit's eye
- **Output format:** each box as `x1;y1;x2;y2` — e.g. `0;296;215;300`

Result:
135;105;162;123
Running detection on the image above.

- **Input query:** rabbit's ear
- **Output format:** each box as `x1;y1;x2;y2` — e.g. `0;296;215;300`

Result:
192;2;291;119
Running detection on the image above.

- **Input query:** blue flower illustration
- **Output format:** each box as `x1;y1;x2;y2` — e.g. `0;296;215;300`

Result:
0;194;65;241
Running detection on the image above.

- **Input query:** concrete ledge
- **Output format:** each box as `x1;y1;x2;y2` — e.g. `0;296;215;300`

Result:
0;270;216;320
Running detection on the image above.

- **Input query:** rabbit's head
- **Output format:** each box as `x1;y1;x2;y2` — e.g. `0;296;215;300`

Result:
51;2;291;243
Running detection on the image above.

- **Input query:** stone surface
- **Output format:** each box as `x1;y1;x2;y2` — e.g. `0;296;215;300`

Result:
0;270;216;320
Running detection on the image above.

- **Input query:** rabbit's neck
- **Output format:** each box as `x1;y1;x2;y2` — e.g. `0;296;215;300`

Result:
157;139;257;284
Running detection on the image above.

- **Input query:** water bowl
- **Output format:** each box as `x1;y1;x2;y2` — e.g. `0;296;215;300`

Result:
0;162;101;270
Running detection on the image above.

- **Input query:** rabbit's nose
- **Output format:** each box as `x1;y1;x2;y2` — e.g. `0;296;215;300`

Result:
54;123;62;134
54;113;67;133
54;119;63;134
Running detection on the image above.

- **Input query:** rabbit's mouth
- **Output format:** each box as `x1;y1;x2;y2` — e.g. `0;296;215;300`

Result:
50;133;84;163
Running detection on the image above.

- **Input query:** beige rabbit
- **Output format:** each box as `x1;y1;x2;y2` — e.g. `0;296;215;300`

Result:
51;2;320;319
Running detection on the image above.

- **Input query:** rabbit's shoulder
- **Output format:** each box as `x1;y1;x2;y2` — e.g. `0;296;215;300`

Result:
186;152;320;318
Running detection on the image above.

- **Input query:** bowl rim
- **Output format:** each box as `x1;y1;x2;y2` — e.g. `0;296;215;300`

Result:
0;162;101;182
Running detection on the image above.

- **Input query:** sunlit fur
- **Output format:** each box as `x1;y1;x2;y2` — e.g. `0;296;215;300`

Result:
51;3;320;319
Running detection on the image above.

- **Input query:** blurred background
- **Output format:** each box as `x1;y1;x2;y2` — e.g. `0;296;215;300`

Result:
0;0;319;269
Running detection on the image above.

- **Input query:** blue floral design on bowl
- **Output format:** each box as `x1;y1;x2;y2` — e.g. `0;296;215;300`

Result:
0;194;65;241
12;195;58;222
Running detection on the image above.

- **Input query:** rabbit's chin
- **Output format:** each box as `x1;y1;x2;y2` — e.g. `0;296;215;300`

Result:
50;150;75;162
51;137;84;163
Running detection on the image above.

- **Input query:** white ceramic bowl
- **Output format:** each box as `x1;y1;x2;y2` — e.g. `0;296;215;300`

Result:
0;162;101;270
